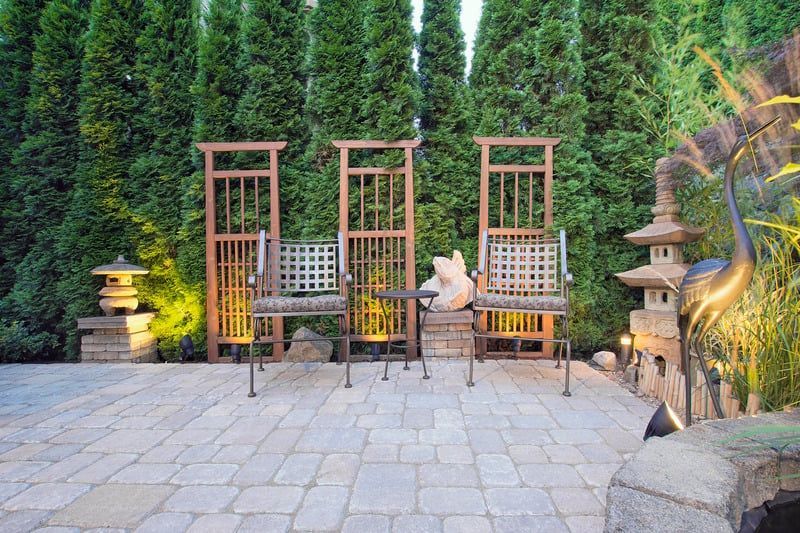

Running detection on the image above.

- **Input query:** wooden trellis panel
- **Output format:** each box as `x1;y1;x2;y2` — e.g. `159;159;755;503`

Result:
197;142;285;363
474;136;561;358
334;140;419;355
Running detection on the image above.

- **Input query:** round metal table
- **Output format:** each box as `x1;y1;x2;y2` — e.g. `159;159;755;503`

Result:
375;289;438;381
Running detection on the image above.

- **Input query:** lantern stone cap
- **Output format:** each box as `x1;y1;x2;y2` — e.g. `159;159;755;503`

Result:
90;255;149;276
616;263;690;288
624;221;704;245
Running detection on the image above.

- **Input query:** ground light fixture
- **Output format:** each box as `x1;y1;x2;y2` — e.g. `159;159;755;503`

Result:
179;334;194;362
620;332;633;366
643;400;684;440
230;344;242;364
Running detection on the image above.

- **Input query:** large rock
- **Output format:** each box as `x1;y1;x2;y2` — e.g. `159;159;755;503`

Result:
285;327;333;363
592;351;617;371
419;250;474;312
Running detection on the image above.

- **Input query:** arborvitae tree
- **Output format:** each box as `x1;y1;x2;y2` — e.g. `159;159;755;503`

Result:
470;0;531;135
56;0;145;358
417;0;476;272
0;0;46;296
581;0;660;347
0;0;89;361
236;0;307;237
362;0;418;141
301;0;368;238
175;0;245;356
471;0;601;351
129;0;199;358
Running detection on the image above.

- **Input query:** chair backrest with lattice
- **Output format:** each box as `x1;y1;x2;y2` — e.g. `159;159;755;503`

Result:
480;229;567;297
256;230;345;296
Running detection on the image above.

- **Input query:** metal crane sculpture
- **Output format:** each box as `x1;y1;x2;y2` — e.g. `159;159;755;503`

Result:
679;116;781;426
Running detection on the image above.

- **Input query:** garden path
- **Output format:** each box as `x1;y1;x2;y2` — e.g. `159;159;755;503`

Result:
0;359;655;532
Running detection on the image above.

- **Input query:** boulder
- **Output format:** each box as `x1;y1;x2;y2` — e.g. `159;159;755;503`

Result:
285;327;333;363
592;350;617;371
419;250;474;312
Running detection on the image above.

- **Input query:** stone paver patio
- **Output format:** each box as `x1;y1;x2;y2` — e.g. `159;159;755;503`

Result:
0;359;655;532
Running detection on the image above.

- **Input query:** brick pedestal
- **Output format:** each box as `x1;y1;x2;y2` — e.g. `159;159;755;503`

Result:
420;309;474;358
77;313;157;363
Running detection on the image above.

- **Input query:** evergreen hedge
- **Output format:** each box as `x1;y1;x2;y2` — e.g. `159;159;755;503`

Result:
0;0;796;361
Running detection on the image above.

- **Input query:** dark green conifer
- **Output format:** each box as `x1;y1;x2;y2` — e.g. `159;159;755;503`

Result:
56;0;145;358
0;0;46;297
581;0;660;346
472;0;601;350
129;0;199;357
1;0;89;360
3;0;88;357
417;0;476;271
362;0;418;140
236;0;307;236
302;0;368;238
177;0;244;314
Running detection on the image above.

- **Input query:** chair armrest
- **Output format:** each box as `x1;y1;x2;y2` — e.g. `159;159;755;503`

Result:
247;275;257;289
563;272;574;288
470;269;482;283
341;273;353;286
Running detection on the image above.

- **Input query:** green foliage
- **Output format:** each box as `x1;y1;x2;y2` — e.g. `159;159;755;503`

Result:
0;0;46;297
581;0;660;346
416;0;477;276
705;200;800;412
174;0;246;357
1;0;88;361
236;0;307;236
301;0;368;239
726;0;800;48
471;0;602;351
362;0;418;141
129;0;199;360
0;319;59;363
56;0;145;359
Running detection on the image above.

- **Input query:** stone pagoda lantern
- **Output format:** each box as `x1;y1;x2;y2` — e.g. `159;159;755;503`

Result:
77;254;157;363
616;159;704;367
91;255;148;316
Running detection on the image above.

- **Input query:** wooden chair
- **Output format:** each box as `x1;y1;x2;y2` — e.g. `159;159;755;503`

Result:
247;230;352;396
471;229;574;395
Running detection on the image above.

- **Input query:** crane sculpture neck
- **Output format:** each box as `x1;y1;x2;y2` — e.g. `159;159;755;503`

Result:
724;142;756;267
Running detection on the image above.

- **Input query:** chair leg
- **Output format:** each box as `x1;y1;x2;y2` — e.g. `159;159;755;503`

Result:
474;310;485;363
337;315;344;366
562;315;572;396
468;311;479;386
248;338;256;398
562;339;572;397
345;333;352;389
556;316;566;369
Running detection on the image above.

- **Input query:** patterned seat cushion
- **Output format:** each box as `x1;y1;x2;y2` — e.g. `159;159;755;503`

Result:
253;295;347;314
474;293;567;313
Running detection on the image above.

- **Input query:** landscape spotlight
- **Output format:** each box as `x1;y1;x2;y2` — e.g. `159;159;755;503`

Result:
179;334;194;362
620;333;633;366
230;344;242;364
643;401;684;441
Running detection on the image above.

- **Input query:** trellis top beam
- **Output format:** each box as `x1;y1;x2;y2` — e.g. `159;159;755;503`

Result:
196;141;288;152
473;136;561;146
332;140;421;149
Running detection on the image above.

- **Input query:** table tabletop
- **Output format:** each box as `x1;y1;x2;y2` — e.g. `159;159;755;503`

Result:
375;289;439;300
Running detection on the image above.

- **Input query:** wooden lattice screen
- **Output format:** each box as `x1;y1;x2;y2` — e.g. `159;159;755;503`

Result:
197;142;285;363
474;136;561;358
334;140;419;355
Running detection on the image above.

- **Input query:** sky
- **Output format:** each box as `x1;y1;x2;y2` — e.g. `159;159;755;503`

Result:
411;0;483;73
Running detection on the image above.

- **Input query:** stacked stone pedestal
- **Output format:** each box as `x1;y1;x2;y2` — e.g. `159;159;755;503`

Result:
77;313;157;363
421;310;474;358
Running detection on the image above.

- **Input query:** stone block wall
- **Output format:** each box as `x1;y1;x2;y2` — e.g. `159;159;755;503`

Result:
421;310;474;358
78;313;158;363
